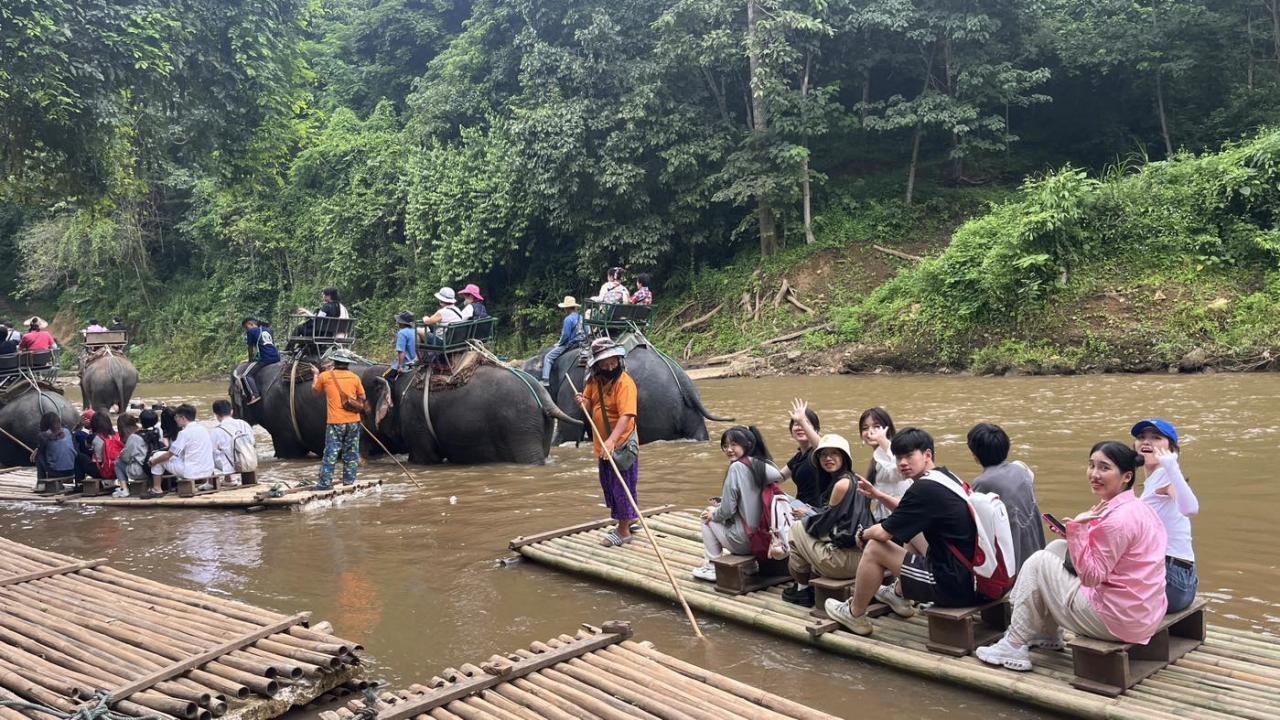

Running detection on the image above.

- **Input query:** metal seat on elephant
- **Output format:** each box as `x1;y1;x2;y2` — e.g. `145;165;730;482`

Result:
16;350;58;383
286;314;356;359
582;300;652;338
83;331;127;349
417;317;497;371
0;354;16;376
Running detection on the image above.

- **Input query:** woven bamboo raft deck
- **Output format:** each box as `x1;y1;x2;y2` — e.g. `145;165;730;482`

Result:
0;467;381;510
320;621;837;720
511;508;1280;720
0;536;362;720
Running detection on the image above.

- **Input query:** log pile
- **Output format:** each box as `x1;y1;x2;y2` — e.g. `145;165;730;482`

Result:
320;621;836;720
512;508;1280;720
0;536;362;719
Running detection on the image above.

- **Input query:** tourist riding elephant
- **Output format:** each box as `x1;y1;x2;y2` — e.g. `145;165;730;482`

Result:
0;386;79;467
80;352;139;413
526;341;733;445
229;359;372;458
363;360;581;465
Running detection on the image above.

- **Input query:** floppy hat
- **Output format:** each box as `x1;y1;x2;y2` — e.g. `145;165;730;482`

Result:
395;311;415;326
328;349;359;364
587;337;626;367
1131;418;1178;445
811;433;854;471
557;295;580;309
459;284;484;302
435;287;456;304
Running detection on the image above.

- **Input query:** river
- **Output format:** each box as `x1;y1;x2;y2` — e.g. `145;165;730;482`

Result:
2;373;1277;719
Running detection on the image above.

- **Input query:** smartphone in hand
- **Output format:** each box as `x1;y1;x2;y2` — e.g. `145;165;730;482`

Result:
1043;512;1068;537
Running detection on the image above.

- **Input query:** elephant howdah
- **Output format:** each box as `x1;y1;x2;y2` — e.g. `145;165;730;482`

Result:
526;335;733;446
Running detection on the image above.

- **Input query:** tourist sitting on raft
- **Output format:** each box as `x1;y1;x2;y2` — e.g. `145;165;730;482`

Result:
856;407;912;521
147;404;216;498
692;425;783;583
419;286;466;348
212;399;255;487
459;284;489;320
976;441;1168;671
90;411;123;484
32;412;76;481
1132;418;1199;612
825;428;979;635
783;433;876;607
779;399;823;510
541;296;586;387
113;414;147;498
71;410;97;483
969;422;1045;573
631;273;653;305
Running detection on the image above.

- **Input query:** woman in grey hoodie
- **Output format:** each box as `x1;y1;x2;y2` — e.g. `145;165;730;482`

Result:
692;425;783;581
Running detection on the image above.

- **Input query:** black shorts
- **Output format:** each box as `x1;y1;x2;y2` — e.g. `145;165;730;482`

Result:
899;553;936;603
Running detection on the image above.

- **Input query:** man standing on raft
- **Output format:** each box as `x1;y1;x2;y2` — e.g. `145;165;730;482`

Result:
576;338;640;547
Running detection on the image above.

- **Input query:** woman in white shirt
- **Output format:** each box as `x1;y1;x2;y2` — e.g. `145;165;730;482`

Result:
854;407;912;520
1131;418;1199;612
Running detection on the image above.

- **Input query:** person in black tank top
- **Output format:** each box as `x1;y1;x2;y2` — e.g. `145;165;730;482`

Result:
780;398;824;510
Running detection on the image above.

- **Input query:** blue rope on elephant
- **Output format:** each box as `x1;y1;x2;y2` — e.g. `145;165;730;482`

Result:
625;323;685;391
0;691;164;720
465;340;547;410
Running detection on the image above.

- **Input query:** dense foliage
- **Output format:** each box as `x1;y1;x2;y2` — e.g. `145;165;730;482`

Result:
2;0;1280;378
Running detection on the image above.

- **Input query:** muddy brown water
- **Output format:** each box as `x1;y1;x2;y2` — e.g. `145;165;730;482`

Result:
2;374;1278;719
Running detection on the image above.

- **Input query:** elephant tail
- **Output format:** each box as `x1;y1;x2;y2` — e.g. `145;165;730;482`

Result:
651;344;735;423
531;379;582;425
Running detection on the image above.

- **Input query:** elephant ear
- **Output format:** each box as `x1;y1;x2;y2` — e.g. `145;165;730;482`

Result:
374;377;394;427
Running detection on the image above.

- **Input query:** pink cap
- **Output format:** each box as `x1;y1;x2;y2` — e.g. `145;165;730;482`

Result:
460;283;484;301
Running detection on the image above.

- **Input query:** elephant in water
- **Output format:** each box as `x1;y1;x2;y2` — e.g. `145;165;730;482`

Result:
229;359;373;458
80;351;139;413
525;341;733;446
363;359;581;465
0;386;79;467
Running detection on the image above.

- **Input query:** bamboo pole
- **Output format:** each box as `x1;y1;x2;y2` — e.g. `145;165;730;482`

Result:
565;374;703;639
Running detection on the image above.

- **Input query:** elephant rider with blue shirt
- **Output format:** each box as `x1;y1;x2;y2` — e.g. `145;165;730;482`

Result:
240;318;280;405
386;311;418;382
541;296;586;387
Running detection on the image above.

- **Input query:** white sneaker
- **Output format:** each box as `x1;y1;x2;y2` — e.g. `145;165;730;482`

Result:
1030;631;1066;651
111;488;128;499
691;564;717;582
196;483;215;491
975;636;1033;671
875;585;916;618
825;599;873;636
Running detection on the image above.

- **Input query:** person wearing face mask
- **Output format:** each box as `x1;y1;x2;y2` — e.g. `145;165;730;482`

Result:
575;338;639;548
824;428;976;636
976;441;1167;672
1131;418;1199;612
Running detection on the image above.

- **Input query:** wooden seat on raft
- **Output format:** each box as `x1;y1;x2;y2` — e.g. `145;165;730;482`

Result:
924;598;1012;656
712;554;791;595
1068;597;1208;697
582;300;652;337
81;471;257;498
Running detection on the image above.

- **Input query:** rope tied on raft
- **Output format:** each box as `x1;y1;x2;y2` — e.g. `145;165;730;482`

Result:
352;688;380;720
0;691;164;720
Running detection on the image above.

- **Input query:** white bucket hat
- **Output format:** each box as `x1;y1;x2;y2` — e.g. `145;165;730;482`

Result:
811;433;854;471
435;287;456;304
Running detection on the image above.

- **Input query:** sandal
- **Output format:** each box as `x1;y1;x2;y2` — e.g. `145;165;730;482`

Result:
600;531;634;547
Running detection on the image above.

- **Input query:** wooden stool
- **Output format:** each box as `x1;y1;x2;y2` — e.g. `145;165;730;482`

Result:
81;478;103;497
925;599;1011;656
35;476;70;494
1069;597;1207;696
712;555;791;595
176;477;220;498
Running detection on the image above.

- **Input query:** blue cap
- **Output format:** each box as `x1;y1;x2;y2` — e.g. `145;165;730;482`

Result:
1131;418;1178;445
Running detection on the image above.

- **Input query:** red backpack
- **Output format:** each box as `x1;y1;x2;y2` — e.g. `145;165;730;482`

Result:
97;433;124;479
735;458;792;560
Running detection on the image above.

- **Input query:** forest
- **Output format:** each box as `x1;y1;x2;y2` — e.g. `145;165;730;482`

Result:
2;0;1279;377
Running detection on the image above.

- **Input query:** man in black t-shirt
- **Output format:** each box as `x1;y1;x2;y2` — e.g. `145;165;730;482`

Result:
825;427;980;636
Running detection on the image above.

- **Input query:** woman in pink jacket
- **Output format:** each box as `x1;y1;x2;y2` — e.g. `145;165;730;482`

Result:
976;441;1167;672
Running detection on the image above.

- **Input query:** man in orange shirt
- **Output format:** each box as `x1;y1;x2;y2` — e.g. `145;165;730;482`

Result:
575;338;639;547
311;349;366;489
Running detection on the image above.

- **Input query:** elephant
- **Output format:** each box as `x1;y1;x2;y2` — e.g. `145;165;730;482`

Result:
524;340;733;446
363;361;582;465
80;352;139;413
229;359;373;458
0;386;79;467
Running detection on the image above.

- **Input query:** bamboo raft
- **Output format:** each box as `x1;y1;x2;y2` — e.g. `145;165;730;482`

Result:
320;621;837;720
511;508;1280;720
0;467;381;510
0;536;362;720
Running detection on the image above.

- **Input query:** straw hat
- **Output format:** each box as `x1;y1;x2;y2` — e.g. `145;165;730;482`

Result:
24;316;48;330
557;295;580;309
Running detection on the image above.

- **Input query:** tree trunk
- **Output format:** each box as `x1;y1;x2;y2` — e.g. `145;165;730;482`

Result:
747;0;778;256
860;75;870;124
1271;0;1280;65
800;53;816;245
905;126;922;206
1155;70;1173;157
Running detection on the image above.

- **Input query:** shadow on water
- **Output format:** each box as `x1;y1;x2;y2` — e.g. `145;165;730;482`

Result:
2;374;1278;718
